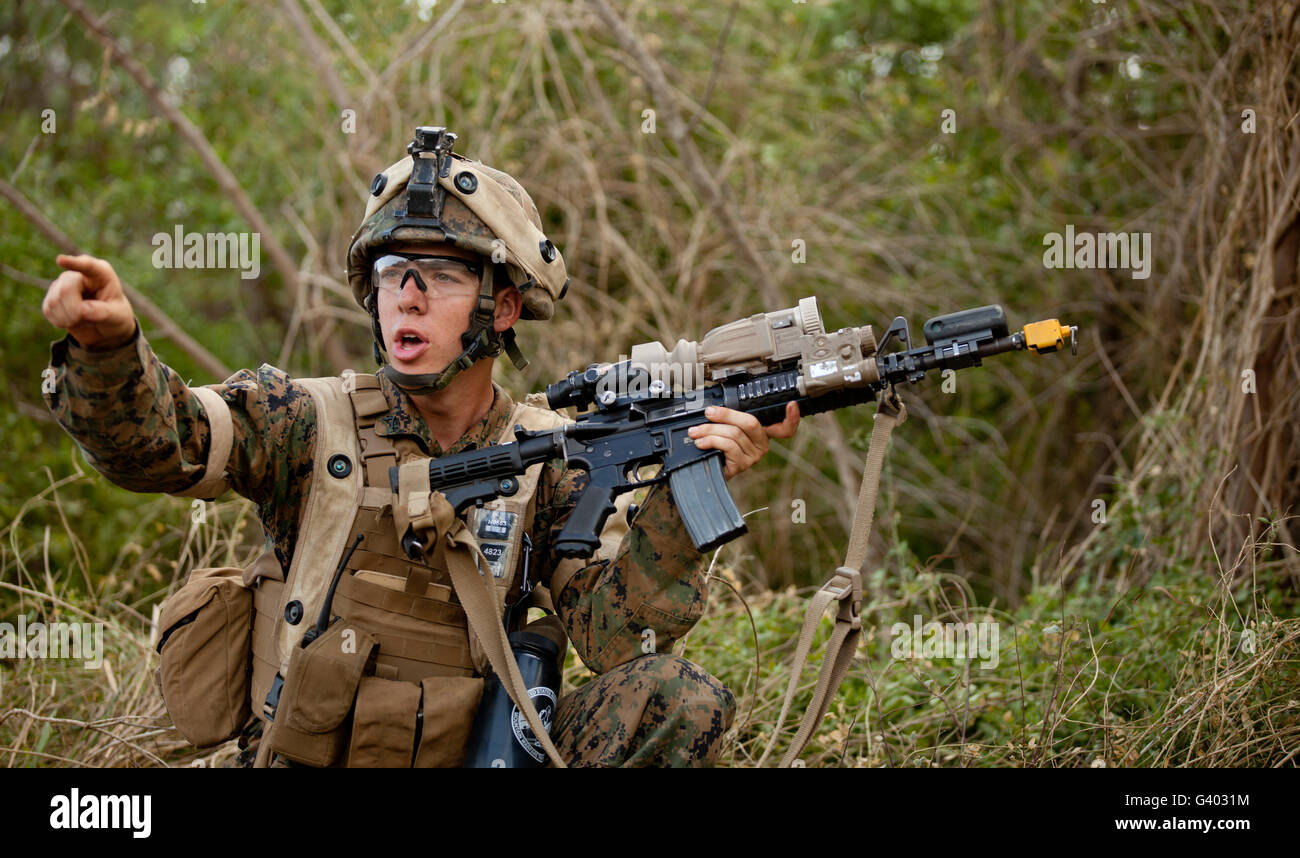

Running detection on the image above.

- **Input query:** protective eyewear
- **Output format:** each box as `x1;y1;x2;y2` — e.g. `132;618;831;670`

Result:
371;253;484;298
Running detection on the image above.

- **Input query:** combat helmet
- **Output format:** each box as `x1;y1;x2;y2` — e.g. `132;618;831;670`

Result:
347;126;569;394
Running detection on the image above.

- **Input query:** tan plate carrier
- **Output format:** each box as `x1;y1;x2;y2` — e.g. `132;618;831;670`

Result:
164;372;602;767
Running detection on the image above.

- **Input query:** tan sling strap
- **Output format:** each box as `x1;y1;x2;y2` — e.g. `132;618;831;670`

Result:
444;531;568;768
175;386;234;499
392;460;568;768
758;389;906;768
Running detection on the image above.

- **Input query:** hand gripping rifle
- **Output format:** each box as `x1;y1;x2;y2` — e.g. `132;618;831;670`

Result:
392;298;1077;561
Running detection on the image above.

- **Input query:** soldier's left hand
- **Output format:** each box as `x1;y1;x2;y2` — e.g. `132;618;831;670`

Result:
687;402;800;480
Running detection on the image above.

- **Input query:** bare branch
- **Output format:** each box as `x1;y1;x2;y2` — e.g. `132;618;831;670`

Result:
585;0;780;307
56;0;351;371
0;177;231;381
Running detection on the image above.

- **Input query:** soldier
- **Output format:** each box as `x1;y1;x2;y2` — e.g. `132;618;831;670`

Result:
40;127;800;767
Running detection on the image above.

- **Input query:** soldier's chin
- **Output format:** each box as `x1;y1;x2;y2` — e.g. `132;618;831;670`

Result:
388;349;451;378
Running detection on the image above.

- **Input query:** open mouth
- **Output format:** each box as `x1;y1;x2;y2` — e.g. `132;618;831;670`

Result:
392;330;429;361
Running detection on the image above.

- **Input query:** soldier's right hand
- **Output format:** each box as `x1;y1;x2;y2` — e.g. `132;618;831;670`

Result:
43;254;137;351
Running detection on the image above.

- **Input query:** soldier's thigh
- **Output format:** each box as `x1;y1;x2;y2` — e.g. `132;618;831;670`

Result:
552;654;735;767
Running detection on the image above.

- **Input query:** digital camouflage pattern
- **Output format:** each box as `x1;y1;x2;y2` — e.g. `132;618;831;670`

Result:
43;325;732;766
553;654;735;767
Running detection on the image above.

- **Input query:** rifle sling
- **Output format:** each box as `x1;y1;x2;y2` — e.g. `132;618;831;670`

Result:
759;389;906;767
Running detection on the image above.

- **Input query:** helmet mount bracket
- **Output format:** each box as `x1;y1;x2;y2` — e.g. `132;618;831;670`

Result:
398;126;457;223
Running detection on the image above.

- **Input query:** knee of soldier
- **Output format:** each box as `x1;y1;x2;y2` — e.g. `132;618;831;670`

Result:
634;654;736;728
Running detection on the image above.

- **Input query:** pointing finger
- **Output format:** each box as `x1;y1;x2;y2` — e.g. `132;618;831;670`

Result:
56;254;109;279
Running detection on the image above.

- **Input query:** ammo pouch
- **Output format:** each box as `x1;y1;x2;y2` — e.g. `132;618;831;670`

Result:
338;575;569;768
336;571;486;767
265;569;496;768
348;674;484;767
155;567;254;748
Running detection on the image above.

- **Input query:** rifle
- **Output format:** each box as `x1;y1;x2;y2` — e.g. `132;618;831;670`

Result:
391;297;1077;561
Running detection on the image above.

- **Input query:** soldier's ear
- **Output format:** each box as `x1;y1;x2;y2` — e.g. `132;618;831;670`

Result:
492;283;524;332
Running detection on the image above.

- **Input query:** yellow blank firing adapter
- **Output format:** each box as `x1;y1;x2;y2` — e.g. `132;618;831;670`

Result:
1023;319;1078;355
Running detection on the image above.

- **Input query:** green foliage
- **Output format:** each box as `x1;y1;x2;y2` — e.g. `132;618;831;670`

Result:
690;524;1297;767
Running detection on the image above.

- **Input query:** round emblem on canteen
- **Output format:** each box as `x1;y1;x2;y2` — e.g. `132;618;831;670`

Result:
328;454;352;478
454;171;478;193
510;686;558;763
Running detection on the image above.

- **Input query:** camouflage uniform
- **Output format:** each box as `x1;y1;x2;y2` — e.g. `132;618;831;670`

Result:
43;324;735;767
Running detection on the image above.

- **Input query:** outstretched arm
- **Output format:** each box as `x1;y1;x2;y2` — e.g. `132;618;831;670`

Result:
40;254;314;510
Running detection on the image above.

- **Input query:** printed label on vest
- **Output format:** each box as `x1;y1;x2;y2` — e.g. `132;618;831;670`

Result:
511;685;558;763
476;509;517;541
480;542;508;578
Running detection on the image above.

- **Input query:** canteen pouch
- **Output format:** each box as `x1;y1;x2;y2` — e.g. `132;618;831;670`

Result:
155;567;254;748
413;676;485;768
268;621;377;767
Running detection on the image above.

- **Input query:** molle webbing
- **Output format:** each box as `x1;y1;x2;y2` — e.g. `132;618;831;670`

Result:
331;572;476;681
347;377;457;595
341;374;474;682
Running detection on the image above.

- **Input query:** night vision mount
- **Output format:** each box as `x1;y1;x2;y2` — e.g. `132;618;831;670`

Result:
399;125;458;223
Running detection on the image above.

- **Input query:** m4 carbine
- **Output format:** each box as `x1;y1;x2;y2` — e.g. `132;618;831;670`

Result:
392;298;1076;559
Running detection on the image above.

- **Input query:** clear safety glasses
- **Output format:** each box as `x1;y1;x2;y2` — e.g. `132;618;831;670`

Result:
371;253;484;299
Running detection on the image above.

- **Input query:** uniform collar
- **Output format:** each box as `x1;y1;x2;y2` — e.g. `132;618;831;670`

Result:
375;374;516;457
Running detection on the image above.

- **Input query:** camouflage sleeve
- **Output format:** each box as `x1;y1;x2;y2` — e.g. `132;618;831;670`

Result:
532;465;710;675
42;323;315;511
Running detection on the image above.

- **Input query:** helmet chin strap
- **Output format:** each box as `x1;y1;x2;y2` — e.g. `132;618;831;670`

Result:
369;262;530;397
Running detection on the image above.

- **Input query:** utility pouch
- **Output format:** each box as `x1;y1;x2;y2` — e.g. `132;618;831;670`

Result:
155;567;254;748
268;621;377;767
